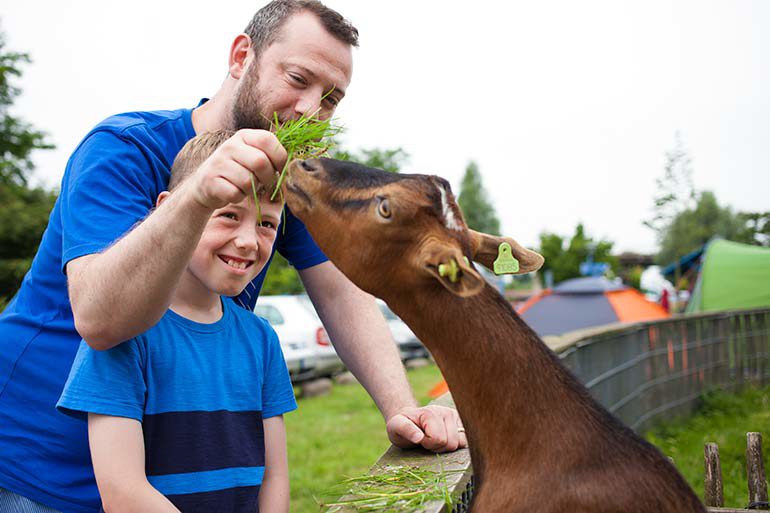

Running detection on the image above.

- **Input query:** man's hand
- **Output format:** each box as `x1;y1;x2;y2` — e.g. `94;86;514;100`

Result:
386;405;468;453
184;129;287;210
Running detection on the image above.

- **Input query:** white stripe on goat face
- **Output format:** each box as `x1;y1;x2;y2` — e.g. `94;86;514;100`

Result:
438;183;462;231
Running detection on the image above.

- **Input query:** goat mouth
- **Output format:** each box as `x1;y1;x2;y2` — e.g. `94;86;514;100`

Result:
286;182;313;209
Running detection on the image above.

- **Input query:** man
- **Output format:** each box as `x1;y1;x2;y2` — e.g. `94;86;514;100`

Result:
0;2;466;512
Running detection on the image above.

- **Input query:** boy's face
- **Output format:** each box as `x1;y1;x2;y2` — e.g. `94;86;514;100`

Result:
187;195;283;298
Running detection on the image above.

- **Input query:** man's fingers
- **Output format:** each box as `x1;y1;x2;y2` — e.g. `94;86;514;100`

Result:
386;406;466;453
386;414;424;447
441;412;460;453
417;408;449;452
455;413;468;449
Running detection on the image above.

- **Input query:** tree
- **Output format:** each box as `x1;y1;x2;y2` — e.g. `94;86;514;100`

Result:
644;133;763;265
457;161;501;235
644;132;696;238
737;211;770;247
538;223;618;286
657;190;750;265
0;30;53;186
0;27;56;303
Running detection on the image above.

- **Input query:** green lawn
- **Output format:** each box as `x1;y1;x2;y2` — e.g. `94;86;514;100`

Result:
645;385;770;508
286;364;443;512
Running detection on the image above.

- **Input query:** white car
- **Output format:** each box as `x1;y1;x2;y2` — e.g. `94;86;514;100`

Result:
254;295;345;381
376;300;429;361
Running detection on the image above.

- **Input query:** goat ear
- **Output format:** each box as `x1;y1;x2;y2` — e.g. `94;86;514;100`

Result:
468;229;544;274
421;240;485;297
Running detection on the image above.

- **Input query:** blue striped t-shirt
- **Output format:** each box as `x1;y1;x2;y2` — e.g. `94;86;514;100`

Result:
57;297;297;513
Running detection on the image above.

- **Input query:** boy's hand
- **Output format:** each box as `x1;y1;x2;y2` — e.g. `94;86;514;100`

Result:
185;129;288;210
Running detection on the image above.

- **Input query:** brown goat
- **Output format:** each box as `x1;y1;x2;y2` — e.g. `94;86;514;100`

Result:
283;158;706;513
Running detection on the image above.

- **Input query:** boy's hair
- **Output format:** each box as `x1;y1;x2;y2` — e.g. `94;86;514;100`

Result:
244;0;359;61
168;130;236;192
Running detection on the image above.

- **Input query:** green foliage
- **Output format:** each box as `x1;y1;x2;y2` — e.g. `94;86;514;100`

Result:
657;191;749;265
332;146;409;174
261;252;305;295
0;30;53;186
537;223;618;286
0;26;56;302
646;385;770;508
457;161;500;235
626;265;644;291
737;211;770;247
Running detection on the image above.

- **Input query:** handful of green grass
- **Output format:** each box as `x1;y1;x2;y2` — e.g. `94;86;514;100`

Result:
319;464;459;513
249;112;342;225
271;112;343;200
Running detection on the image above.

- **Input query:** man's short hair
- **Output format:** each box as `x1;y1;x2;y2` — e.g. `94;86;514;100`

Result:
244;0;359;59
168;130;235;191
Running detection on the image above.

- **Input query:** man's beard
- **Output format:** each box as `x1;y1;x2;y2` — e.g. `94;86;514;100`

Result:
230;66;273;131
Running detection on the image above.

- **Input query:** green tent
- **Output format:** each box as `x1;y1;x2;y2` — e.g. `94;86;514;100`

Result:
686;239;770;313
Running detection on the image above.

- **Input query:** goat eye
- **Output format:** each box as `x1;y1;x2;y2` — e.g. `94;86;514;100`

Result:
377;198;391;219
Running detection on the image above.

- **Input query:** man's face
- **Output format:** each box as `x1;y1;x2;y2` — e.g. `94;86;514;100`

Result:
232;11;353;129
186;196;284;298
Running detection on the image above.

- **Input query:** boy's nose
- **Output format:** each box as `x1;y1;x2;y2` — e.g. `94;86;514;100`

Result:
234;228;258;252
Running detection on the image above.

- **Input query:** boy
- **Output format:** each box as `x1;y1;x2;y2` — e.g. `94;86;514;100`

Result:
57;130;294;513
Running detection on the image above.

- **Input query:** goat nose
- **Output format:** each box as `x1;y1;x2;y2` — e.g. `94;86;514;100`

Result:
299;159;317;172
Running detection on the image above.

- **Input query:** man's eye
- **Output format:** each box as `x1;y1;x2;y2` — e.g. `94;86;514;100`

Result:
323;96;340;107
260;221;276;230
220;212;238;221
289;73;307;85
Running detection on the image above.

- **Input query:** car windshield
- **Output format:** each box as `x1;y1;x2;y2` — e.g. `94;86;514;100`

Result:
254;304;284;325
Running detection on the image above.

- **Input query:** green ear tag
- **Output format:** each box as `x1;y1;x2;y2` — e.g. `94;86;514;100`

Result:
493;242;519;275
438;259;460;283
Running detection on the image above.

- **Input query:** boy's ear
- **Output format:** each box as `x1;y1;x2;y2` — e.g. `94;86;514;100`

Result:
156;191;171;209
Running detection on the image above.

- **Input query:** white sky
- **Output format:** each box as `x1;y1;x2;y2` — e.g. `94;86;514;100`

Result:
4;1;769;253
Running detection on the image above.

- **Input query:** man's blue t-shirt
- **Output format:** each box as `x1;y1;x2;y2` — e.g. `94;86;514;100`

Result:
0;104;327;513
57;298;297;513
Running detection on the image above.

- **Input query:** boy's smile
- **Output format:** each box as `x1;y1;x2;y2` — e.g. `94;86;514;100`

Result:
218;254;255;273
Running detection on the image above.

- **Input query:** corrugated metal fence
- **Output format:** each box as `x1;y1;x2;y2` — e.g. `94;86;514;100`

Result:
331;307;770;513
557;307;770;432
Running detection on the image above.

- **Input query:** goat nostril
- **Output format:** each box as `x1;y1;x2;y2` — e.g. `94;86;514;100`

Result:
300;159;316;172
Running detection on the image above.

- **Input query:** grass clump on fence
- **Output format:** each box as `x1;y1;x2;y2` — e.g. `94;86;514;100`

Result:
320;462;461;513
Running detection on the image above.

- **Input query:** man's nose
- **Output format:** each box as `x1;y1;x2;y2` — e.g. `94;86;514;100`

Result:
294;91;323;118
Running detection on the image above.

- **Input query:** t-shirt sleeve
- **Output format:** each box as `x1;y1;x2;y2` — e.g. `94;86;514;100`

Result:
261;327;297;419
57;339;147;422
60;130;161;273
275;206;328;271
